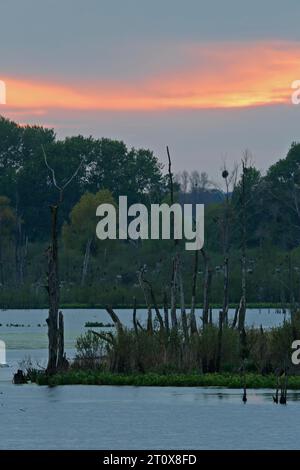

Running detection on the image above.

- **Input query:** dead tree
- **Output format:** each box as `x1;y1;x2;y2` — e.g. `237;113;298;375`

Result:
14;198;27;286
57;311;67;369
163;290;170;334
273;375;279;403
231;306;239;329
42;145;82;374
201;248;212;328
167;146;179;330
140;269;165;331
209;308;213;325
45;205;60;373
133;297;138;335
287;253;296;322
216;311;223;372
279;376;288;405
221;168;230;326
237;159;247;331
220;165;238;326
105;305;124;334
178;263;189;341
190;249;199;335
137;269;153;333
170;254;179;329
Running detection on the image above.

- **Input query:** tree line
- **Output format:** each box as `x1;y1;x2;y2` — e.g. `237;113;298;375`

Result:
1;116;300;310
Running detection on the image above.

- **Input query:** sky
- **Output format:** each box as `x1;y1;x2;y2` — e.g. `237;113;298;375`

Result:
1;0;300;178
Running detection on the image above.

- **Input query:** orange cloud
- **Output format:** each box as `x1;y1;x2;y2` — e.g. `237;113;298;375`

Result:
1;41;300;113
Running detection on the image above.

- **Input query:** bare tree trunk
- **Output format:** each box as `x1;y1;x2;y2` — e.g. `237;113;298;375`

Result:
15;216;22;286
133;297;138;335
216;311;223;372
138;270;153;333
222;174;230;326
163;290;170;334
142;275;164;331
288;253;296;322
178;266;188;341
237;272;246;331
46;205;60;374
81;237;92;286
222;256;229;326
190;250;198;334
167;146;179;331
42;146;82;375
201;249;212;328
57;311;66;369
231;306;239;329
201;255;213;374
14;188;27;287
146;308;153;333
106;305;124;334
209;307;213;325
237;160;247;331
170;255;178;329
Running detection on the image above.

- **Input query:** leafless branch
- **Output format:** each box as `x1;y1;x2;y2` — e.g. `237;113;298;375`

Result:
166;145;174;205
42;145;60;192
42;144;83;203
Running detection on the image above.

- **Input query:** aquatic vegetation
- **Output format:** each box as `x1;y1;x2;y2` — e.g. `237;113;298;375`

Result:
33;371;300;389
84;321;114;328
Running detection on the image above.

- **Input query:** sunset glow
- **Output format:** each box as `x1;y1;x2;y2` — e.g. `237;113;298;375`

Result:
2;41;300;115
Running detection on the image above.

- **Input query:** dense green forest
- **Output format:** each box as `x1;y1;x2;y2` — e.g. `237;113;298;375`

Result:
1;115;300;308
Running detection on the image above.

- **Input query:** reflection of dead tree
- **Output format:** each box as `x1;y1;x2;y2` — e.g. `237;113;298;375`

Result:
42;145;82;374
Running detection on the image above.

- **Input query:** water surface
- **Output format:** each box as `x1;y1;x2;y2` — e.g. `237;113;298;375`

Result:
0;308;298;450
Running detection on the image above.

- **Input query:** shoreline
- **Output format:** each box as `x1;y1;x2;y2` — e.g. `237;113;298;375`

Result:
31;372;300;389
0;303;289;311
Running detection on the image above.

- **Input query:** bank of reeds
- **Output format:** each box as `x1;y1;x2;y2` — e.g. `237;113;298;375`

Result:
70;309;300;376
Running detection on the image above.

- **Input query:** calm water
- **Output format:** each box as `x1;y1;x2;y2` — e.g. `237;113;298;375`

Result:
0;384;300;450
0;307;289;351
0;308;299;450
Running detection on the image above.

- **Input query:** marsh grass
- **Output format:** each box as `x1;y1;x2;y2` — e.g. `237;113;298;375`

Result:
26;316;300;387
34;371;300;389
